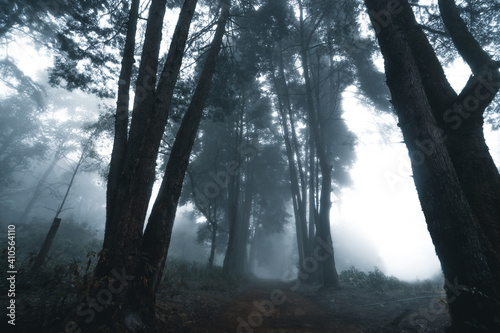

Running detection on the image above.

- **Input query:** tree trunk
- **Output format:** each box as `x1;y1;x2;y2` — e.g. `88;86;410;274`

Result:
394;0;500;262
365;1;500;330
31;218;61;272
95;0;197;281
223;112;245;275
187;169;218;269
106;0;139;225
272;70;306;266
208;217;217;270
18;150;60;223
240;160;253;274
316;165;340;288
297;0;339;287
32;138;89;272
90;1;199;331
137;1;230;327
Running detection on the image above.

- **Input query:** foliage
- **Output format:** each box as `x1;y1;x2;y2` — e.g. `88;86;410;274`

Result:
411;0;500;63
10;216;102;264
339;266;444;293
160;258;248;293
0;248;96;333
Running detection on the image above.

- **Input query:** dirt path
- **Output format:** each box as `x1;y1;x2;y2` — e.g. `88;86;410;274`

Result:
161;280;450;333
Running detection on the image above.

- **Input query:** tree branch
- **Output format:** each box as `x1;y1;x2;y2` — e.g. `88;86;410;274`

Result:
438;0;497;74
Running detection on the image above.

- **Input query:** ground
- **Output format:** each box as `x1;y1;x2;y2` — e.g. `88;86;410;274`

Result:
1;261;450;332
159;280;450;333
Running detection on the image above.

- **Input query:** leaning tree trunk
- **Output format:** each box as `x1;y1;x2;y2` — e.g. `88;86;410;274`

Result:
95;0;197;279
393;0;500;265
365;1;500;331
137;2;230;328
31;138;90;272
90;1;199;332
18;149;60;224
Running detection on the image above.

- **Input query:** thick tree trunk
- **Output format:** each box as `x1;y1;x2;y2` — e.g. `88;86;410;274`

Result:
96;0;197;279
365;1;500;330
437;0;500;261
395;0;500;262
316;165;340;289
137;2;230;327
90;1;199;331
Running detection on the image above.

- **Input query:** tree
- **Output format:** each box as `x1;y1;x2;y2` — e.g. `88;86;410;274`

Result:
251;0;357;288
31;129;98;272
0;60;47;190
88;0;230;330
1;0;130;98
364;0;500;331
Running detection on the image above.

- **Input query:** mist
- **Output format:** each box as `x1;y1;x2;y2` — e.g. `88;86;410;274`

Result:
2;1;499;332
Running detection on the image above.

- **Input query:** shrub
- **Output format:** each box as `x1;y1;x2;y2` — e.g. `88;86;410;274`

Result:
339;266;410;291
160;258;247;293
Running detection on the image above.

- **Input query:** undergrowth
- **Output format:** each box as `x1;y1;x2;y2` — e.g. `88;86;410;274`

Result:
0;251;96;333
160;257;248;294
339;266;444;293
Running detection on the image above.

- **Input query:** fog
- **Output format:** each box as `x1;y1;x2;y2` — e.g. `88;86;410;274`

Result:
0;39;474;282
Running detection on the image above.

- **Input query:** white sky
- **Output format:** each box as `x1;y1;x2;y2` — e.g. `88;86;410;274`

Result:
339;59;500;281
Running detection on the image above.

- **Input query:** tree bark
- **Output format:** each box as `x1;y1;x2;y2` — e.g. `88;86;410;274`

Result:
138;1;230;326
297;0;339;288
272;69;307;266
106;0;139;226
364;1;500;330
395;0;500;260
223;110;245;275
96;0;198;281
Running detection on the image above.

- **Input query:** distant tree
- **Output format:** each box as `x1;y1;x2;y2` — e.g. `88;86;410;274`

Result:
29;114;108;272
30;130;96;272
364;0;500;331
0;60;47;190
251;0;357;288
1;0;131;98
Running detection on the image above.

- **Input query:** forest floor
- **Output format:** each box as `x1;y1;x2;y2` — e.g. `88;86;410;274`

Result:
1;260;450;333
158;279;450;333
